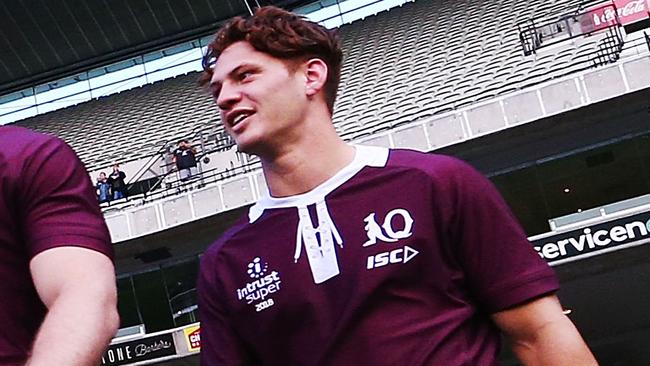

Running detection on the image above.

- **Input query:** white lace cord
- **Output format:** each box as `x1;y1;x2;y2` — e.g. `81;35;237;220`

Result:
317;200;343;248
294;201;343;263
294;206;309;263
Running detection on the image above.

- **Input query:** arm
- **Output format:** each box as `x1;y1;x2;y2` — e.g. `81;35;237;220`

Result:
17;136;117;365
26;247;119;366
492;295;597;366
432;157;594;364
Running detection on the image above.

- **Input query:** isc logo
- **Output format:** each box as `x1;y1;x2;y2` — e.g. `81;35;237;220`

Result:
366;245;419;269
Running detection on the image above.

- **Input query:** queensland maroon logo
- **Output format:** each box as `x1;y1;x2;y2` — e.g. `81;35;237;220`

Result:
363;208;414;246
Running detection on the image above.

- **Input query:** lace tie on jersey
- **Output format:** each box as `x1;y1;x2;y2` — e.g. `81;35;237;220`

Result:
292;200;344;283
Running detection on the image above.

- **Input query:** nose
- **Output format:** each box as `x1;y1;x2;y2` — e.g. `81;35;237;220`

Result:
216;82;242;111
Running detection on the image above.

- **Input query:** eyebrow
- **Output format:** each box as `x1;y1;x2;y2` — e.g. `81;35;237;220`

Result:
209;63;256;94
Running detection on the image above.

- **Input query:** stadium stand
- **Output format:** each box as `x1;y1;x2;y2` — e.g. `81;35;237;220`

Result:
12;0;631;176
12;75;217;172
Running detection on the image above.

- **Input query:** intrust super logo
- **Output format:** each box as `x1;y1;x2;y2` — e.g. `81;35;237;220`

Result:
363;208;419;269
236;257;281;312
247;257;268;278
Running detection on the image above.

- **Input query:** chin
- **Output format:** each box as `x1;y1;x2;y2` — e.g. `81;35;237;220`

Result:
234;137;262;156
233;129;278;157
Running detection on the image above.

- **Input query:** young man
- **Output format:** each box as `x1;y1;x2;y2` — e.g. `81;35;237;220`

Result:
197;6;597;365
0;126;119;365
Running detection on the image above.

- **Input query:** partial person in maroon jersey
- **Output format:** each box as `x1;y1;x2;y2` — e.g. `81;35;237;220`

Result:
0;126;119;365
196;6;597;366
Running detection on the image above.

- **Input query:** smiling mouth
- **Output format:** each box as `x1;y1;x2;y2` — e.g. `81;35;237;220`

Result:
233;114;248;126
230;111;255;129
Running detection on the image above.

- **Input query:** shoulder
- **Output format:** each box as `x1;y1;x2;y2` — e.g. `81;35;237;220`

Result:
386;148;482;185
1;126;65;156
0;127;76;176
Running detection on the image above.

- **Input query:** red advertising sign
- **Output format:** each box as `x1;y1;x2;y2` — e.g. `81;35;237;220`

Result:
582;0;649;33
581;2;618;33
184;326;201;352
614;0;650;25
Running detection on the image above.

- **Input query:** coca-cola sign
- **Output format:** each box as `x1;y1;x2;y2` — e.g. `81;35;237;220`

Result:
582;0;649;32
581;2;618;33
614;0;649;25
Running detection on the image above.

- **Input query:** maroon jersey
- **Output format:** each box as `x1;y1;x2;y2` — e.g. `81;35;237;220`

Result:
198;146;558;365
0;126;113;365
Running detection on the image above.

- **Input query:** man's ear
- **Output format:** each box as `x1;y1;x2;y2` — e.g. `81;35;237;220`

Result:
304;58;328;97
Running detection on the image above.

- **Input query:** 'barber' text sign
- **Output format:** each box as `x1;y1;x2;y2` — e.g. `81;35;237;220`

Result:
101;333;176;366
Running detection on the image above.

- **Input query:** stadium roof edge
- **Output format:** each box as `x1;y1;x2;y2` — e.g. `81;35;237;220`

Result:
0;0;317;97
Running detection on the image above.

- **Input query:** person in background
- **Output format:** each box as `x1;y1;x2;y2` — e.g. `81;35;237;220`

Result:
173;139;198;182
96;172;111;204
107;164;127;200
0;126;119;365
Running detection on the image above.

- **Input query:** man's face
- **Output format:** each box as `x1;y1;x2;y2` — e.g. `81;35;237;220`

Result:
209;41;309;155
99;173;106;180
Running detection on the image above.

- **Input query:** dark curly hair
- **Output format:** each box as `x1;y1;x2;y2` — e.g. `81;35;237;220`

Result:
200;6;343;114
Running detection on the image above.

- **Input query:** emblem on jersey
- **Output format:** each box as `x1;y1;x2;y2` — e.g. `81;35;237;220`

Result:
363;208;419;270
363;208;414;246
247;257;268;279
236;258;282;312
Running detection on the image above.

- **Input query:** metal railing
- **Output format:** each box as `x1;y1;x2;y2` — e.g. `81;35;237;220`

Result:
99;128;244;211
518;1;622;56
136;124;236;194
592;26;624;67
125;141;172;185
101;159;261;213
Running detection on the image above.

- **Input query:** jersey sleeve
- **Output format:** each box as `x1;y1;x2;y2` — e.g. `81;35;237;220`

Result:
198;252;255;366
442;158;559;313
18;136;113;260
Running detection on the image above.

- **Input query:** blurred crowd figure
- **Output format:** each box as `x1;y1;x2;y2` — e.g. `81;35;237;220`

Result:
96;164;127;203
173;139;198;181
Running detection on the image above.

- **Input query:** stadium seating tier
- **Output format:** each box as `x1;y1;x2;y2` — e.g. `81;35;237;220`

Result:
14;0;609;172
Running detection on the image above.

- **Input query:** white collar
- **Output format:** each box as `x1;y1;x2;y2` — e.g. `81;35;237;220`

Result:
248;145;389;223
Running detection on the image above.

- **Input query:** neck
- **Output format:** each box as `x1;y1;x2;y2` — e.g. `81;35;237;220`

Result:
260;120;354;198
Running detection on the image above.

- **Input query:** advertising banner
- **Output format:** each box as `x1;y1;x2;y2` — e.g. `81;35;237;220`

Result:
101;333;176;366
614;0;650;25
581;0;649;33
532;210;650;264
184;325;201;353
